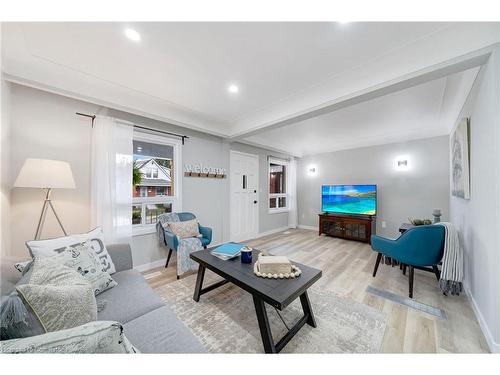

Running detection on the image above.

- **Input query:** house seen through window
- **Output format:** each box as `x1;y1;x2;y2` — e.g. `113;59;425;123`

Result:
132;136;178;229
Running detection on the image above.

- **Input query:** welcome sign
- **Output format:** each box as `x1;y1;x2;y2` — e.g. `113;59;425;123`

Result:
184;163;226;178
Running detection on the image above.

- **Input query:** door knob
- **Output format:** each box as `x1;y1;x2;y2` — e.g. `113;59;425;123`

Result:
254;200;258;204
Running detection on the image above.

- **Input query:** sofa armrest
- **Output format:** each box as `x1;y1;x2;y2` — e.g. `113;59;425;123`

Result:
198;225;212;244
107;243;133;272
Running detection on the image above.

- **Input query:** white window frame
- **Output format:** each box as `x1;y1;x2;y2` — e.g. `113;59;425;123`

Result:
132;131;182;236
268;157;289;214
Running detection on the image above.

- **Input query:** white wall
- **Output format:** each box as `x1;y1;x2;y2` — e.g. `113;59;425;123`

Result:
297;136;450;238
449;45;500;353
7;84;100;259
4;84;289;267
1;78;11;258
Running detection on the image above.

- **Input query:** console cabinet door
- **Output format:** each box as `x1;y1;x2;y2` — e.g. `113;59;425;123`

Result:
344;220;368;241
321;218;344;237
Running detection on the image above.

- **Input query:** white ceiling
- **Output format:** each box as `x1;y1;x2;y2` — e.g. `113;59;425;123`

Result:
2;22;499;153
243;67;480;156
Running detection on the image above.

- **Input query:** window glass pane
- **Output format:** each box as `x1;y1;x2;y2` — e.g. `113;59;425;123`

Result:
145;203;172;224
269;163;286;194
269;197;277;208
278;196;287;208
132;204;142;225
133;140;174;197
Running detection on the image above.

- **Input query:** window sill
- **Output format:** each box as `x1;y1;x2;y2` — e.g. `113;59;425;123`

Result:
132;225;157;237
268;209;289;215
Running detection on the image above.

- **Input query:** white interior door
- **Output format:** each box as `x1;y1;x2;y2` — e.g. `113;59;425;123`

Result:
230;151;259;242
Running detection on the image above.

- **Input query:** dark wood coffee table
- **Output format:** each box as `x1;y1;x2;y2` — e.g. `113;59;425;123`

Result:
190;248;322;353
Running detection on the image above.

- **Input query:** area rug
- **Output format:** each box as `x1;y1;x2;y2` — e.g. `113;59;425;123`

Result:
155;273;387;353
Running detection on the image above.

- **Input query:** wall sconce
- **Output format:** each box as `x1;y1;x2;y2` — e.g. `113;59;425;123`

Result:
395;156;410;171
307;164;318;177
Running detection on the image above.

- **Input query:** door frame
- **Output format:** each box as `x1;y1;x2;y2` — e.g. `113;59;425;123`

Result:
229;150;259;242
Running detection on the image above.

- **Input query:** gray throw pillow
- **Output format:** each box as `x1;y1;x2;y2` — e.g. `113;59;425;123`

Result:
15;257;97;333
0;320;139;353
49;242;117;296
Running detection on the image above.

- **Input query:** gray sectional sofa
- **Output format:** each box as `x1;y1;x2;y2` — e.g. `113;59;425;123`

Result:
1;243;206;353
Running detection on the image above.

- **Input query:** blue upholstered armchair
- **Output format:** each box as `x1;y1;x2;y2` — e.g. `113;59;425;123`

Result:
371;225;445;298
160;212;212;270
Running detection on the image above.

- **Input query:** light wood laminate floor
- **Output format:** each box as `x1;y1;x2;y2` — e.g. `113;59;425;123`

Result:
144;229;489;353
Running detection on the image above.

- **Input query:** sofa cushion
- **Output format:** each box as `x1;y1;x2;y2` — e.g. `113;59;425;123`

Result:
123;305;206;353
1;320;138;354
96;269;164;324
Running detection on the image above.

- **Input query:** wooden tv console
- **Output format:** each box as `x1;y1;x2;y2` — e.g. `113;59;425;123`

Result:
318;213;376;244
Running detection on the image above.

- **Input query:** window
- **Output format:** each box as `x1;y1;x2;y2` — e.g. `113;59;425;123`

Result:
143;167;159;178
132;132;182;235
268;157;288;213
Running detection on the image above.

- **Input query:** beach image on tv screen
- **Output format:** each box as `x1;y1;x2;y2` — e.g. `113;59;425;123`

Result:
322;185;376;215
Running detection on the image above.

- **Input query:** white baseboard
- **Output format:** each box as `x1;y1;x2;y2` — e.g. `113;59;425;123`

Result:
297;224;319;231
465;286;500;353
134;258;168;273
245;226;291;240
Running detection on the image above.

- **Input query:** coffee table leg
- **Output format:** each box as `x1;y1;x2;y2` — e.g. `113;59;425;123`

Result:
193;265;206;302
252;295;276;354
300;291;317;328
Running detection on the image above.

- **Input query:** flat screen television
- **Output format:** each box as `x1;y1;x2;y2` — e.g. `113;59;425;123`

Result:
321;184;377;216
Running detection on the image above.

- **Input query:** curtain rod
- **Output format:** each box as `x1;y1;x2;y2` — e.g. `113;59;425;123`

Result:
75;112;189;145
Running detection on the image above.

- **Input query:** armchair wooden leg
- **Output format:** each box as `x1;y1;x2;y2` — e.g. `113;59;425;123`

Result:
432;265;441;281
402;264;407;276
409;266;414;299
165;248;173;268
372;253;383;277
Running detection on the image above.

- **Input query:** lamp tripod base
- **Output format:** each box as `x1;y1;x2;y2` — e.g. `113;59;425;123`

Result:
35;188;68;240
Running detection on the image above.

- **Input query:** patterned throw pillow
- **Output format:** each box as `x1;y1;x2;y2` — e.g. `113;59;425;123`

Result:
0;321;139;353
168;219;201;239
26;227;117;274
50;242;117;296
16;257;97;333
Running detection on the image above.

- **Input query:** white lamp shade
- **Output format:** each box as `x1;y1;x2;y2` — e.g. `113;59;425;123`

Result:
14;158;76;189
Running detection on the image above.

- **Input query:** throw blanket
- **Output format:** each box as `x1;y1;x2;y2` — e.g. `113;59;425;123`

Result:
436;222;463;295
157;213;202;276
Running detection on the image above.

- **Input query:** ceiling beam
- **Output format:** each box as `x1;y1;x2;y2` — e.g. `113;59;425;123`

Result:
229;44;496;141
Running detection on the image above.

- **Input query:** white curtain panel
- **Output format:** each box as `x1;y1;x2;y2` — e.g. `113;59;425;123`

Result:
90;116;133;244
288;156;298;228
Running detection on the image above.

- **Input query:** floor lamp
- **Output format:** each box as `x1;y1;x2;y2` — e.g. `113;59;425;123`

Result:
14;158;76;240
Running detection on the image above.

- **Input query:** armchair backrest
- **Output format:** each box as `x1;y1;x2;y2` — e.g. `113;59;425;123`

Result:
177;212;196;221
397;225;445;266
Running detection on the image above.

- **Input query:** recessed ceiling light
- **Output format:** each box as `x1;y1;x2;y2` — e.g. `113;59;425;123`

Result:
124;28;141;42
338;21;350;24
228;84;239;94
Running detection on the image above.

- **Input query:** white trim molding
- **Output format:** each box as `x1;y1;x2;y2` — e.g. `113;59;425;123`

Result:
465;286;500;353
244;226;291;240
298;224;319;231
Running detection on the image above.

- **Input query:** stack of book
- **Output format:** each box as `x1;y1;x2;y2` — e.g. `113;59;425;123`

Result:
210;242;244;260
